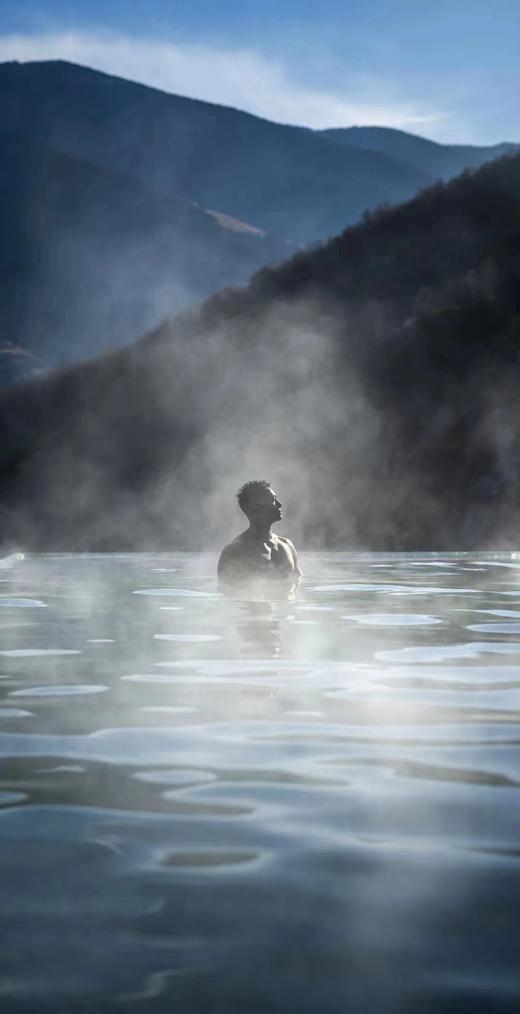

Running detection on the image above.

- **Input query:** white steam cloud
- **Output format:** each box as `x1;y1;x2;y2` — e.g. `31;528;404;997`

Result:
0;30;444;132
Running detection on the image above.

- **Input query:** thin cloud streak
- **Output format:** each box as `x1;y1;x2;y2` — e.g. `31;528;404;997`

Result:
0;30;446;133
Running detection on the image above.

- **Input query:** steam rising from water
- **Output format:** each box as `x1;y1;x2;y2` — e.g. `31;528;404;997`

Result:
2;237;519;553
1;297;396;551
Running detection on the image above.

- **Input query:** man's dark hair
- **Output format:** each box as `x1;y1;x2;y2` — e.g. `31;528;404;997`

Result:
237;479;271;515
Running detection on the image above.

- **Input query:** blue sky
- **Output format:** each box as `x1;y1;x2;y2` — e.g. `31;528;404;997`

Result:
0;0;519;143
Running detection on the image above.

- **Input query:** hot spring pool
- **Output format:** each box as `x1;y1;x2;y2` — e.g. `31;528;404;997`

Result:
0;552;519;1012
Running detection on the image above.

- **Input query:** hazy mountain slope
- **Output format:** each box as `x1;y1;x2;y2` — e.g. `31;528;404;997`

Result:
1;153;519;552
0;60;431;245
322;125;516;180
0;131;286;375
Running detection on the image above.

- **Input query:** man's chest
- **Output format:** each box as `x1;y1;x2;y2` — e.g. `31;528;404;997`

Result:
261;538;293;572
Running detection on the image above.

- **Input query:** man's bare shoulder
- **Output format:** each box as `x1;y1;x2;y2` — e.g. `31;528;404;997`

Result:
276;535;296;550
275;534;298;555
217;533;249;574
220;532;248;555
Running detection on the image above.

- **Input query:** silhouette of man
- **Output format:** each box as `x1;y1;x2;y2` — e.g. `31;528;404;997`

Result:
218;480;302;586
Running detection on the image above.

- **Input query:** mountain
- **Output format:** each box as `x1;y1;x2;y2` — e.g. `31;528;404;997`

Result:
0;131;286;377
321;125;516;181
1;151;519;552
0;60;433;247
0;61;516;382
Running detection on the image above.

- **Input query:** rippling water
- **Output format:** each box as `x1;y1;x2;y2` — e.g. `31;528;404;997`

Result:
1;551;520;1013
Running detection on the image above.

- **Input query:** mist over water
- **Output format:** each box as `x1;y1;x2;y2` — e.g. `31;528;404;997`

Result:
1;552;520;1012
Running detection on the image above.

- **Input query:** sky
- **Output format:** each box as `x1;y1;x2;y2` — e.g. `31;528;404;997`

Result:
0;0;519;144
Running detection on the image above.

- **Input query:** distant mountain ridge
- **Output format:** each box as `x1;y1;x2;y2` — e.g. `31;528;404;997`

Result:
0;59;516;381
0;60;432;245
321;125;516;180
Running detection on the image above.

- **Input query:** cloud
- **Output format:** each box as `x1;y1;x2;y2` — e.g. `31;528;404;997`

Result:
0;30;445;132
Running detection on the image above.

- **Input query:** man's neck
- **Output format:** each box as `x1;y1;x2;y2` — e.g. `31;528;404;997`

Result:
246;522;273;543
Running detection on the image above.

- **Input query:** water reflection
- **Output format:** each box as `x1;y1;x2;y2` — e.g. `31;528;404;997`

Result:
235;600;283;659
219;570;300;660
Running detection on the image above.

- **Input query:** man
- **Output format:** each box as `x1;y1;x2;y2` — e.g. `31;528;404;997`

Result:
218;480;302;585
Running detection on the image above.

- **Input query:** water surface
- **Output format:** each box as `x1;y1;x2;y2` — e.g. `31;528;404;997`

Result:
1;552;519;1013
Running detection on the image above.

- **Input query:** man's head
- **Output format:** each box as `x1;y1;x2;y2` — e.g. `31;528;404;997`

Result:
237;480;283;525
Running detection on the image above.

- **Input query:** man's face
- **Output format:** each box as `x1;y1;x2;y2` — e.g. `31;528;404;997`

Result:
252;486;283;524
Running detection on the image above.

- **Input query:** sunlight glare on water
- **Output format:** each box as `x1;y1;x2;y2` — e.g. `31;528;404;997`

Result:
0;552;520;1013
